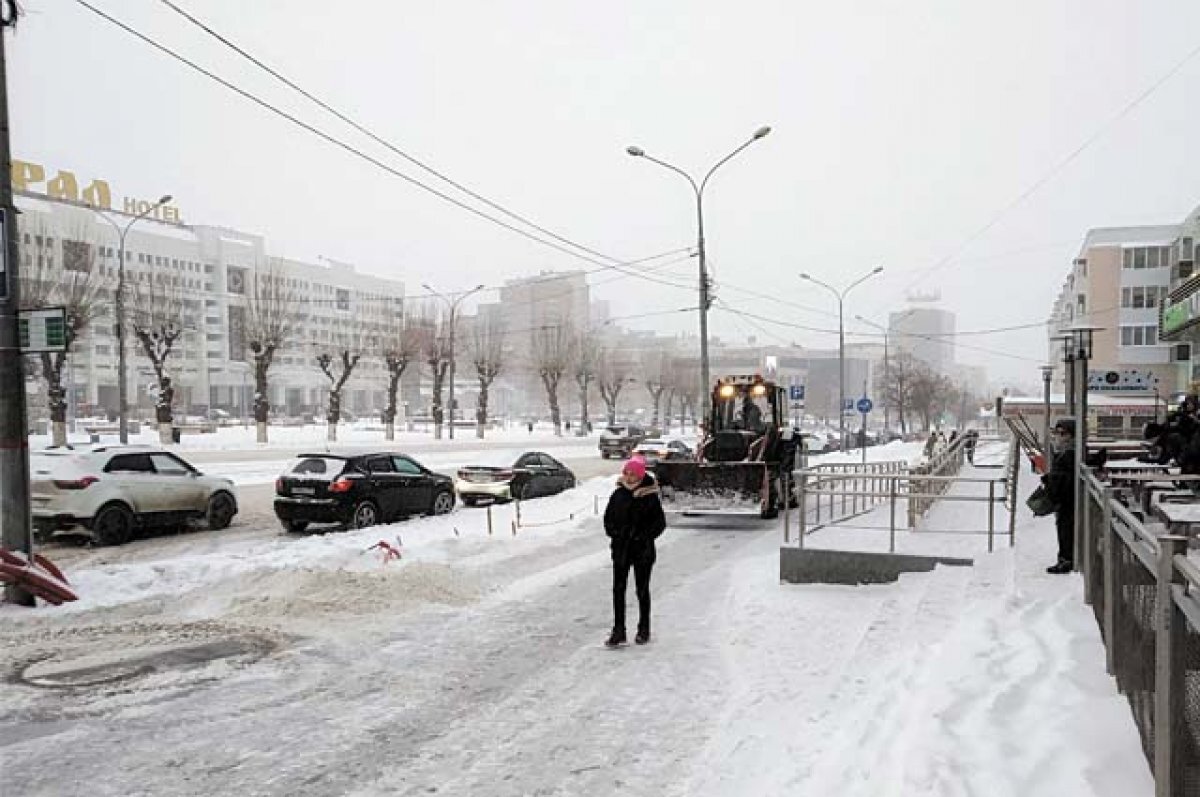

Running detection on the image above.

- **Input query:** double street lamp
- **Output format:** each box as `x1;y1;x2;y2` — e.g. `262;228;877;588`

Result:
95;195;173;444
625;125;772;419
422;283;485;440
800;266;883;450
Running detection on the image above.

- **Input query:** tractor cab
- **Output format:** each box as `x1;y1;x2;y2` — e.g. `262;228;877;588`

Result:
703;375;786;463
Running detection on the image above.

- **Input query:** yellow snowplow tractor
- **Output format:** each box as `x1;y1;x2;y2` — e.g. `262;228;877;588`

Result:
653;375;802;519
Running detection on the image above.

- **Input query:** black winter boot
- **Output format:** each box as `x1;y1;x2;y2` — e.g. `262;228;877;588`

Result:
605;629;627;648
635;629;650;645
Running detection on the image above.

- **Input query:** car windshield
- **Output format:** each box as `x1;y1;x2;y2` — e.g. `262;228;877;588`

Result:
603;427;627;436
287;457;347;480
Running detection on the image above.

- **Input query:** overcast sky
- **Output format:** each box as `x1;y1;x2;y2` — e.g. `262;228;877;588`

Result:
10;1;1200;388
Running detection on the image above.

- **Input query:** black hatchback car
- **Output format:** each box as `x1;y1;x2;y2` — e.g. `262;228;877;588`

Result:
274;452;455;532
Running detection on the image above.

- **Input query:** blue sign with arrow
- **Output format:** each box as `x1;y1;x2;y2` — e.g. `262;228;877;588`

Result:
789;384;805;401
856;397;874;414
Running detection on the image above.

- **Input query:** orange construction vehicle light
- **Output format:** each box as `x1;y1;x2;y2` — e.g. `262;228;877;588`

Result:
750;384;767;397
718;384;737;399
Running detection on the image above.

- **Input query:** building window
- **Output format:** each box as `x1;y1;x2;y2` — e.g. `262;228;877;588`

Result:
1120;324;1160;346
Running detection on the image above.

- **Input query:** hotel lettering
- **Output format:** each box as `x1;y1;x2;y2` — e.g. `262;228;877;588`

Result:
12;159;182;223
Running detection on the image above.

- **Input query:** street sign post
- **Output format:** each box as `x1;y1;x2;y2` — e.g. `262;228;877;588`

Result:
789;384;805;426
857;396;873;465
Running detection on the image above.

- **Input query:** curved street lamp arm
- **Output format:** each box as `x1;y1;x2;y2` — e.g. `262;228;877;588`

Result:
699;137;759;195
842;267;883;299
637;153;701;197
801;273;839;303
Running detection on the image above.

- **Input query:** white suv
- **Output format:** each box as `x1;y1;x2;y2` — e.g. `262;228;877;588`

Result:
30;445;238;546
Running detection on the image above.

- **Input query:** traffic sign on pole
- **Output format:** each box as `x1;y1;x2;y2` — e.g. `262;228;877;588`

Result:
856;397;873;414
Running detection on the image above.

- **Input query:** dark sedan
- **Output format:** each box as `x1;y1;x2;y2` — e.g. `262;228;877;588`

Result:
454;451;577;506
274;451;455;532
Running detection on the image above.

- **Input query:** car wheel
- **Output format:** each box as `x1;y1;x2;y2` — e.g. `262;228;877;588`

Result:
206;491;237;530
282;520;309;533
601;451;610;460
430;490;455;516
351;501;379;529
565;475;577;490
92;503;134;546
514;481;532;501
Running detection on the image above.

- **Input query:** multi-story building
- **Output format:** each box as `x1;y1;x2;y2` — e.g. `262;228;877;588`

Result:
1049;223;1187;394
1158;205;1200;387
889;296;956;375
16;192;409;421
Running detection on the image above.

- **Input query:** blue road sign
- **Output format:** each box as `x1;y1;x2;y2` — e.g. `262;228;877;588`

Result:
789;384;805;401
856;397;874;414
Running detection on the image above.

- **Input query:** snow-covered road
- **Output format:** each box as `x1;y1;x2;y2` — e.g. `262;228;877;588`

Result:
0;442;1153;795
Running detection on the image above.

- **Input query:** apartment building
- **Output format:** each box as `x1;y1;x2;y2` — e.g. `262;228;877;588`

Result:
1048;224;1187;394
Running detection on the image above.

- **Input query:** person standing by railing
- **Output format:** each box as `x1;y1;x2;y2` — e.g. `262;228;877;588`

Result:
1043;418;1076;574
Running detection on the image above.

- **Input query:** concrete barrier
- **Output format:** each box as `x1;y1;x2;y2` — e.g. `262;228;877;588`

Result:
779;547;973;585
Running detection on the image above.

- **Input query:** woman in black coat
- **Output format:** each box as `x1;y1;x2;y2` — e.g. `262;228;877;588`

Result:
603;455;666;647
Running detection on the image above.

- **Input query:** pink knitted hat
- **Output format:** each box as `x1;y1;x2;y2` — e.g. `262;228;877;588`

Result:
623;456;647;479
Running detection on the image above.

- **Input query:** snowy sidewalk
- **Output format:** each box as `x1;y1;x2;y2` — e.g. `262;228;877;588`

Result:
750;455;1154;795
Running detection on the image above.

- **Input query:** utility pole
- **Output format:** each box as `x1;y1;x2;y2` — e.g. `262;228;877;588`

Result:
0;8;35;605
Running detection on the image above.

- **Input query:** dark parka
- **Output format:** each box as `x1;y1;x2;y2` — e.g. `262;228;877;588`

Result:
1043;445;1076;518
604;474;667;560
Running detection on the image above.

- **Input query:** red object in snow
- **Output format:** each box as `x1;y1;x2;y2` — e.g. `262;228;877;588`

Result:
0;547;78;605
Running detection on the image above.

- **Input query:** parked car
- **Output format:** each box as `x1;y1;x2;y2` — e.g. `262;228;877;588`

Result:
274;451;455;532
599;424;655;459
631;438;693;466
29;445;238;546
455;451;577;505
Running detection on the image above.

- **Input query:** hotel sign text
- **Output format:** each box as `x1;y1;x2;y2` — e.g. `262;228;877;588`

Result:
12;159;183;223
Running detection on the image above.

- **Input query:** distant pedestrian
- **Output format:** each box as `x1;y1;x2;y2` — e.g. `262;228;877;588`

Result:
603;455;666;647
565;420;572;433
1043;418;1077;574
923;432;938;459
527;421;534;434
964;429;979;464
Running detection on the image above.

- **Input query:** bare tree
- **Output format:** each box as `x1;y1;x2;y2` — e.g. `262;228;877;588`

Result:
641;350;671;431
415;310;451;439
908;361;950;432
572;332;599;436
378;302;425;441
241;263;300;443
19;221;107;446
597;349;634;427
533;323;573;436
673;357;702;432
129;261;186;445
468;317;505;439
316;326;364;442
879;350;919;435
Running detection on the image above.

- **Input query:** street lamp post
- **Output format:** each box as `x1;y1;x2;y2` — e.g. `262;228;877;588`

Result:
625;126;771;419
423;283;485;440
1040;364;1054;453
95;195;172;443
801;267;883;451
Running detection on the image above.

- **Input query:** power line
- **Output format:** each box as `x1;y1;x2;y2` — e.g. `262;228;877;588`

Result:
715;300;1044;363
895;38;1200;297
71;0;674;289
157;0;626;269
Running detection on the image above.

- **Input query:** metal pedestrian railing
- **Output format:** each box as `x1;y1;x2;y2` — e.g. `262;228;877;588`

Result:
788;438;1017;554
1079;467;1200;795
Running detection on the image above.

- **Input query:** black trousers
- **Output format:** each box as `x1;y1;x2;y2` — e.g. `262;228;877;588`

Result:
1056;511;1075;564
612;546;655;634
